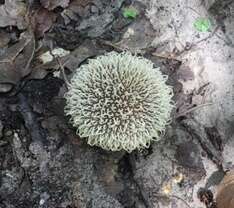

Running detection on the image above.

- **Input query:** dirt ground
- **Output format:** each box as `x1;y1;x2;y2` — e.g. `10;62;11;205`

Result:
0;0;234;208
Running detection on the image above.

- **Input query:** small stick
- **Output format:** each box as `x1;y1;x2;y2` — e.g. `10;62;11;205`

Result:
152;52;181;61
47;46;72;88
176;103;213;118
101;41;125;52
55;57;71;88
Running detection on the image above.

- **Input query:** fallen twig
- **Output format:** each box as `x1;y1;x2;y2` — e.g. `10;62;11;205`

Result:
176;103;213;118
46;46;71;88
152;52;182;61
55;57;71;89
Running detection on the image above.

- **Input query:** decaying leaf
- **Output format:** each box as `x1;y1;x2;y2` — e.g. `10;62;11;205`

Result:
0;0;27;29
0;36;31;63
32;8;57;38
176;65;195;82
61;0;94;25
40;0;70;10
30;40;103;80
216;170;234;208
56;0;125;42
76;0;125;38
0;32;35;92
0;31;10;48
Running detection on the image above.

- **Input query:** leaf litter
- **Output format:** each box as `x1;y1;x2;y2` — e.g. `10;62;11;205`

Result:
0;0;27;29
0;31;35;92
0;0;232;207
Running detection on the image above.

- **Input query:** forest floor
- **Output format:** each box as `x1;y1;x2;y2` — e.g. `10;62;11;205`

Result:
0;0;234;208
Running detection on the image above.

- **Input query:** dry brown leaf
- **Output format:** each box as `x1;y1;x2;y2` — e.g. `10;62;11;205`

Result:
32;8;57;38
0;32;35;92
216;170;234;208
40;0;70;10
0;0;27;29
